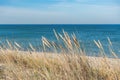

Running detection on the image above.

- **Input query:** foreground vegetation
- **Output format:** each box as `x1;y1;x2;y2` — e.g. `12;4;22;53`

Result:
0;30;120;80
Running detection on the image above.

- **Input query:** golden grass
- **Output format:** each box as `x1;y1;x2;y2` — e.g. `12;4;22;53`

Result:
0;30;119;80
0;50;120;80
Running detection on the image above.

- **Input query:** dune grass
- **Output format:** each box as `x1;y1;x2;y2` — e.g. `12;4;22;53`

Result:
0;30;119;80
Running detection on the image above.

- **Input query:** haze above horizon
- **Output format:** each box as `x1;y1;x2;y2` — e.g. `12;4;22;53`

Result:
0;0;120;24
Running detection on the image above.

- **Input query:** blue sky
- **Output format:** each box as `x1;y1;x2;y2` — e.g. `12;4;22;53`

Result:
0;0;120;24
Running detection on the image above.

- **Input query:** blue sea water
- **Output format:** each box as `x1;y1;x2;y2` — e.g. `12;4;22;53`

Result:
0;24;120;57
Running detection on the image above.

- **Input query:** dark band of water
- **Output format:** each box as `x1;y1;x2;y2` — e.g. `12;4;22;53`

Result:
0;24;120;57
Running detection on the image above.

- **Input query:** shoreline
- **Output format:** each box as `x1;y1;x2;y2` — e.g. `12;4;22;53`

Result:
1;49;120;69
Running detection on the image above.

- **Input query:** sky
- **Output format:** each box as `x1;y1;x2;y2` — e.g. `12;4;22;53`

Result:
0;0;120;24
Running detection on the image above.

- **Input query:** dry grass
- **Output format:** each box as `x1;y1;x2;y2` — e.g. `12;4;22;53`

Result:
0;30;119;80
0;50;120;80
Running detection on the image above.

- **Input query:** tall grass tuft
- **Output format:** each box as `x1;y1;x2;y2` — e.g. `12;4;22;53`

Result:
0;30;119;80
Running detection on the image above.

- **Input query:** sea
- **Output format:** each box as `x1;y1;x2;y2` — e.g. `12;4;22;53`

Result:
0;24;120;57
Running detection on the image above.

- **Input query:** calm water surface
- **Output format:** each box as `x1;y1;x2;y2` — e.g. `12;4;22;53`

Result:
0;24;120;57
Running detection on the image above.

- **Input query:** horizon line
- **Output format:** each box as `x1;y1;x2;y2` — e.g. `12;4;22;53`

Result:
0;24;120;25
